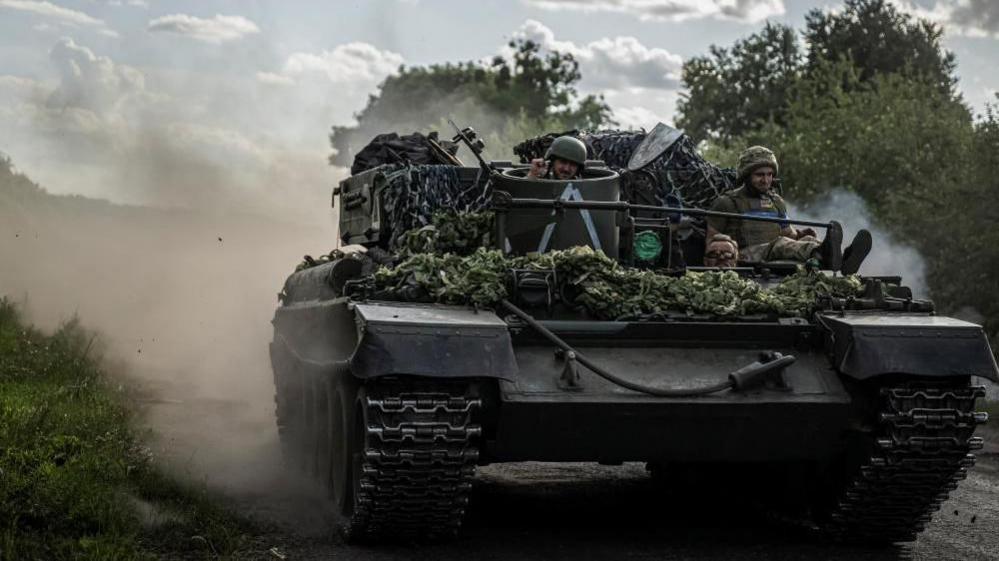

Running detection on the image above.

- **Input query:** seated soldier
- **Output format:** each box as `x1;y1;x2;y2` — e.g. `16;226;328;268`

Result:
528;136;586;180
703;233;739;268
706;146;872;274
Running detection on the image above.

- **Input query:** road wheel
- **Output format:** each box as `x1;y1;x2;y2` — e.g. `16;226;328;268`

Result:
326;374;358;519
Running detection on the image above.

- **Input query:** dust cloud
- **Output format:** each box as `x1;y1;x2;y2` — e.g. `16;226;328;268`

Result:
0;167;339;531
786;189;928;296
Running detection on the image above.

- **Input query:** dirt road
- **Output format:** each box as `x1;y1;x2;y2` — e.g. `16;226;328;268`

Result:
143;394;999;561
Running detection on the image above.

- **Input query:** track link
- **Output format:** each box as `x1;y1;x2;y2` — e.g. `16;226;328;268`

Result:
344;382;482;542
823;383;988;543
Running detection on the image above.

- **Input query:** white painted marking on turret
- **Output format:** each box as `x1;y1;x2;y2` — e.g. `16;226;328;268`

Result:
537;183;602;253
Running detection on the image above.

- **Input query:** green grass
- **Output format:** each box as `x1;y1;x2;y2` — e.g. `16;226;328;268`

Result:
0;298;261;560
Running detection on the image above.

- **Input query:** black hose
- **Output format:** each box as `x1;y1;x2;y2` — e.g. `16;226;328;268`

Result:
500;299;736;397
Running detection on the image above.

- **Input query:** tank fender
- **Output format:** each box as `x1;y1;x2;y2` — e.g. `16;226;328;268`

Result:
349;302;518;380
818;313;999;381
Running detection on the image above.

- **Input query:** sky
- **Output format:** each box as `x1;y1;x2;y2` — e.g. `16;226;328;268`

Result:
1;0;997;215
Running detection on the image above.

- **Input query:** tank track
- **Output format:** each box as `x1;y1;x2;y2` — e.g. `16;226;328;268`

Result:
823;383;988;543
344;381;482;542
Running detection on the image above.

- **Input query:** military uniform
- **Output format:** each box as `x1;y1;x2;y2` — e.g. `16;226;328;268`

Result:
707;186;821;263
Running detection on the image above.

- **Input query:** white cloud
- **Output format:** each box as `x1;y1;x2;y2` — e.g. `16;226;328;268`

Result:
509;19;682;90
608;88;680;128
522;0;784;23
278;43;404;84
0;37;347;215
503;20;683;127
46;37;144;113
892;0;999;38
613;105;668;129
0;0;103;25
252;42;404;131
1;0;119;36
0;75;41;105
147;14;261;44
255;71;296;86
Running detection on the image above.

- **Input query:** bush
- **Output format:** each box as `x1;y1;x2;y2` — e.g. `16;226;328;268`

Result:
0;298;256;560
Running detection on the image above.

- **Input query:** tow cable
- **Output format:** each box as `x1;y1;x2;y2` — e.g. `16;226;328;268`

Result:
500;299;796;397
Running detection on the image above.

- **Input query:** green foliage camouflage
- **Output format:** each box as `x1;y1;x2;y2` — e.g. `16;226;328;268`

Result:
369;244;861;319
397;211;495;256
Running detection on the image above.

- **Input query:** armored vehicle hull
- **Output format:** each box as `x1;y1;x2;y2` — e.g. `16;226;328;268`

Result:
272;292;996;543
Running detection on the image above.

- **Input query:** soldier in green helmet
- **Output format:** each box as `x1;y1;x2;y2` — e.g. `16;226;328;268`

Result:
707;145;872;274
527;135;587;180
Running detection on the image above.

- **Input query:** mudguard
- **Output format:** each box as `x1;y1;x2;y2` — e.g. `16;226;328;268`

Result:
349;302;518;380
819;313;999;381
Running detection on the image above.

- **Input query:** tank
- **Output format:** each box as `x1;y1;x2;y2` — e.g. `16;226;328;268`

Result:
270;159;997;544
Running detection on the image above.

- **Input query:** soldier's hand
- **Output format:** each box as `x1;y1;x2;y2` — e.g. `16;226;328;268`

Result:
528;158;546;178
798;227;817;239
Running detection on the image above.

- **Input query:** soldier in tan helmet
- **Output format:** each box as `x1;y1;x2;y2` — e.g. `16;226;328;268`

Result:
707;146;872;274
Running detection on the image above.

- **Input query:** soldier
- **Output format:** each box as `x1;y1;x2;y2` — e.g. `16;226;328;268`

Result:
527;136;587;180
706;146;872;274
703;233;739;268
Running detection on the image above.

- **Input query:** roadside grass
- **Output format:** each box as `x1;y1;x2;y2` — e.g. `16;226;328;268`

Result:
0;298;263;560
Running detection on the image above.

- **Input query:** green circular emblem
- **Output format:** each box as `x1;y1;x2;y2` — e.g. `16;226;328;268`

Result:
634;230;663;262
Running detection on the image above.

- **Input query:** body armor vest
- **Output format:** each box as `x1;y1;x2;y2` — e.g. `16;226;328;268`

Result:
721;186;787;248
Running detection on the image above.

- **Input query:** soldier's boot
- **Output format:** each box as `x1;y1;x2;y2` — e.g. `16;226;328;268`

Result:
840;229;873;275
816;221;843;271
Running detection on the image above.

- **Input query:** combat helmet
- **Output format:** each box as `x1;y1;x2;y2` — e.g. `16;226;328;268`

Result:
544;136;588;169
737;145;779;183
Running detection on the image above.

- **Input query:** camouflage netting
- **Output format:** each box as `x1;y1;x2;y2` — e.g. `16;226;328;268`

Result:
352;212;862;319
359;128;736;260
396;211;494;257
377;164;492;251
512;129;647;169
512;129;737;210
294;210;493;272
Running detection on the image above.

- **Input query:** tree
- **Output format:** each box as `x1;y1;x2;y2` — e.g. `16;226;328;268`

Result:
329;39;611;167
804;0;957;96
763;63;973;220
676;1;960;146
675;22;801;144
934;97;999;341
